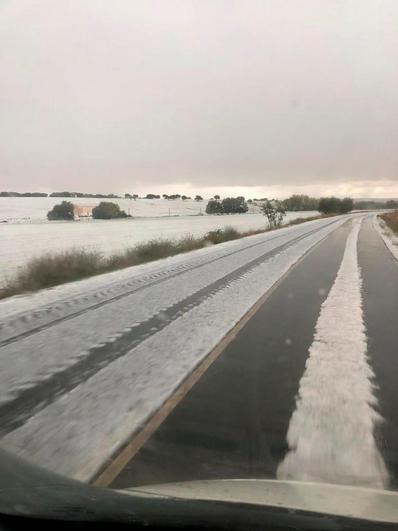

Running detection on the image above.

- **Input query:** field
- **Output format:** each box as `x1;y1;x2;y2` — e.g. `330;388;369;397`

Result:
0;198;317;286
1;197;223;223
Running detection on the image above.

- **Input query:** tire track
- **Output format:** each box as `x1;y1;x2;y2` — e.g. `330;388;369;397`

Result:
0;218;341;348
0;221;338;437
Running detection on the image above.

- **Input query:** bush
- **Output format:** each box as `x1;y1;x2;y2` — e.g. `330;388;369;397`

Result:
205;226;240;244
261;199;286;228
47;201;75;221
92;201;128;219
221;197;248;214
2;250;102;295
206;197;248;214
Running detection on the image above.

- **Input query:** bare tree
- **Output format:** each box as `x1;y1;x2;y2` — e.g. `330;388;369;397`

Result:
261;199;286;228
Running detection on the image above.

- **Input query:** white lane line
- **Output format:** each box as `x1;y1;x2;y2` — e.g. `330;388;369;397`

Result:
277;219;388;489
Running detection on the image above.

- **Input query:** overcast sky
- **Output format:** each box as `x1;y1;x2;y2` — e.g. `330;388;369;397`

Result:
1;0;398;198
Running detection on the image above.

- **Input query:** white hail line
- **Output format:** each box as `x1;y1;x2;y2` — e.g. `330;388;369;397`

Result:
277;218;388;489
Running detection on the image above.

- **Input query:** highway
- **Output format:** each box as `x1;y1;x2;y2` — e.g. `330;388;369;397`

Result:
1;213;397;490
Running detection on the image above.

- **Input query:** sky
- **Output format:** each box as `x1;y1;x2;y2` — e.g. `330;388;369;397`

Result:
1;0;398;199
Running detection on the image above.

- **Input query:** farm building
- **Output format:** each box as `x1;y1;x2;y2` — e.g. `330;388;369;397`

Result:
73;204;93;219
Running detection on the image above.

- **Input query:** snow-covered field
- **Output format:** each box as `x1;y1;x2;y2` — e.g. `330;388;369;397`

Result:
0;215;350;480
0;196;257;223
0;197;317;285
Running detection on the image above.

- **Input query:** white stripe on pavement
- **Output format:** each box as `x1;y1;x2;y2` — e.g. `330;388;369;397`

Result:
277;219;388;488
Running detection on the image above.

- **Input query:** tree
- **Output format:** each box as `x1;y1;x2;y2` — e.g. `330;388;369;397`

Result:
340;197;354;214
385;200;398;210
132;194;139;200
318;196;340;214
181;195;191;200
162;194;169;200
261;199;286;228
125;193;133;199
92;201;128;219
221;197;248;214
50;191;74;198
247;199;253;204
47;201;75;221
195;195;203;201
146;193;159;199
214;194;220;200
206;199;223;214
282;194;319;211
318;196;353;214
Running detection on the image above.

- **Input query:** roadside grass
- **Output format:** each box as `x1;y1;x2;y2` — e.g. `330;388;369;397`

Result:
0;215;326;299
1;250;103;297
380;211;398;235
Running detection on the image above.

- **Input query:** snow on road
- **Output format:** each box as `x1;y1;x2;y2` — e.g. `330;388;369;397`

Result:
0;205;317;285
278;218;388;489
0;215;350;481
375;216;398;263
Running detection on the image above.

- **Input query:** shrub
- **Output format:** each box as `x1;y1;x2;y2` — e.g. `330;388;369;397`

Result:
261;199;286;228
2;250;102;295
221;197;248;214
47;201;75;221
132;239;177;262
92;201;128;219
205;226;240;244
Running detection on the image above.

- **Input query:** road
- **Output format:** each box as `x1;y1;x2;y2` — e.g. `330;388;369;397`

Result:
0;213;397;489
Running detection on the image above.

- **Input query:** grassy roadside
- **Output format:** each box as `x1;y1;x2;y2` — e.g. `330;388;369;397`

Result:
0;215;329;299
380;211;398;235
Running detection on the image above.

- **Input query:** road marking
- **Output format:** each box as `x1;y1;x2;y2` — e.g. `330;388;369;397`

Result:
277;219;388;488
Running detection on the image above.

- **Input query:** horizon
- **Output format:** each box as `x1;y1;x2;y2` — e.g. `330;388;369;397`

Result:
1;188;397;202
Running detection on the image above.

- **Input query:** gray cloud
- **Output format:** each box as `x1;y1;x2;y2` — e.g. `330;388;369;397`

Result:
1;0;398;197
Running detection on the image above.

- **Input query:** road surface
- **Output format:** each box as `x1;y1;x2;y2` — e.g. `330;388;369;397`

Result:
1;213;397;490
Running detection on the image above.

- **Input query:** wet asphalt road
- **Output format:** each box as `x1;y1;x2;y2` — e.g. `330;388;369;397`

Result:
111;222;356;488
359;218;398;488
112;217;398;490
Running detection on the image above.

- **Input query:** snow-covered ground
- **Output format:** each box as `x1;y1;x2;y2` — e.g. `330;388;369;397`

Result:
375;216;398;262
0;215;351;481
0;201;317;285
0;197;258;223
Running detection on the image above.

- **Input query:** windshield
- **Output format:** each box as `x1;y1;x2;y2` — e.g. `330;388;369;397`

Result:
1;1;398;528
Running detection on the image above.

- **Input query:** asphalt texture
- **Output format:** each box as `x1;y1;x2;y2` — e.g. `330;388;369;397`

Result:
111;222;353;488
